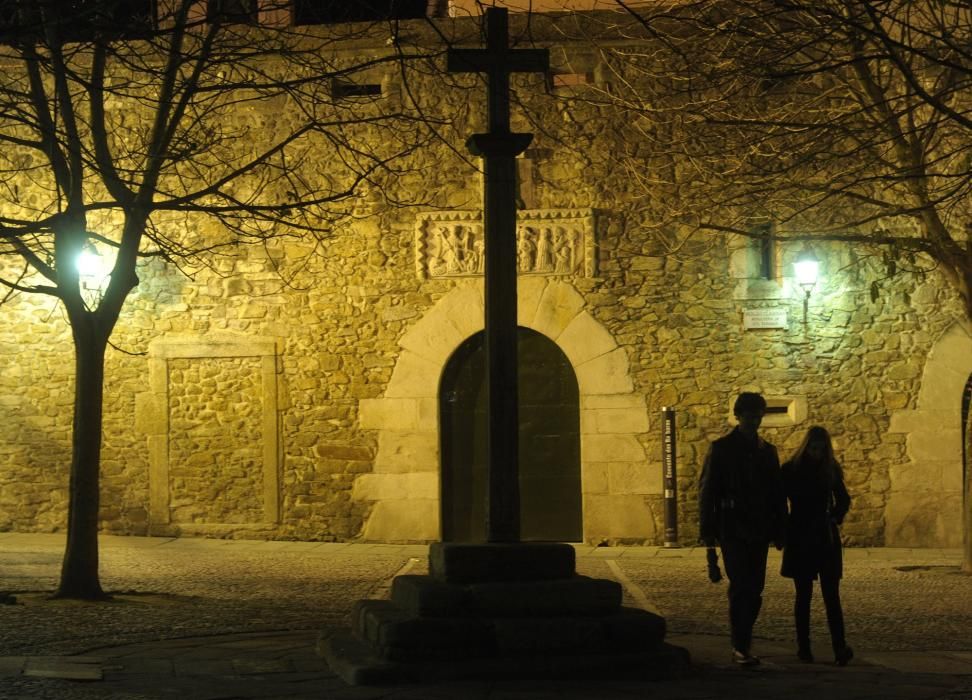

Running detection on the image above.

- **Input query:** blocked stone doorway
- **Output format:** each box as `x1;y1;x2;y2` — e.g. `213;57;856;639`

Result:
439;327;582;542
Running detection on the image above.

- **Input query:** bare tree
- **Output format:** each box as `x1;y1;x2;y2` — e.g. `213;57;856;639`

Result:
577;0;972;313
0;0;435;598
559;0;971;568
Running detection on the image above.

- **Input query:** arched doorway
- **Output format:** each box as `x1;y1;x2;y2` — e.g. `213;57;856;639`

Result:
439;327;582;542
887;322;972;546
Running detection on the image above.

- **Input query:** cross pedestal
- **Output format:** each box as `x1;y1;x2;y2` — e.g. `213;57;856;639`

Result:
319;8;688;685
321;541;689;684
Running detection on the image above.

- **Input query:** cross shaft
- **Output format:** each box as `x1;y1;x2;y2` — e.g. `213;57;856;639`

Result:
446;8;549;543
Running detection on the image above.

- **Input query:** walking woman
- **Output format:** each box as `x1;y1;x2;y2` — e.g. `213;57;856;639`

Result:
781;426;854;666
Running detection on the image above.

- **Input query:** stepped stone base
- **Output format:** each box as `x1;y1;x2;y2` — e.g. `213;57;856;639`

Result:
319;542;690;685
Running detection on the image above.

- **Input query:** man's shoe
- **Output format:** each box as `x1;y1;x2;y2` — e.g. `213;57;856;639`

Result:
797;647;814;663
732;649;761;666
834;645;854;667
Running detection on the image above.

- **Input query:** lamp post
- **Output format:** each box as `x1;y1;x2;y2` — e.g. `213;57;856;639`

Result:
793;247;819;325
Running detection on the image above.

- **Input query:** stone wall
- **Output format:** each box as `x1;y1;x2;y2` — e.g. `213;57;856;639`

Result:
0;300;75;533
0;17;968;547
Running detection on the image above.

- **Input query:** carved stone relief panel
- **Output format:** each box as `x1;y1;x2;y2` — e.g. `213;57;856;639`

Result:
415;209;596;280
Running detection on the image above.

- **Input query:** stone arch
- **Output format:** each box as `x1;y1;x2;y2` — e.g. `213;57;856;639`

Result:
887;321;972;546
353;278;657;543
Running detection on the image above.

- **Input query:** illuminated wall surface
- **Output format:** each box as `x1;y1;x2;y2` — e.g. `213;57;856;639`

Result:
0;7;969;548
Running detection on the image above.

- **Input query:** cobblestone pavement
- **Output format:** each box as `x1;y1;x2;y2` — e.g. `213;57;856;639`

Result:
0;535;415;657
0;533;970;699
595;546;972;652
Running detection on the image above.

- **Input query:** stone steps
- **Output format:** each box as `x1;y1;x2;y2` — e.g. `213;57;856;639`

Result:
319;542;691;685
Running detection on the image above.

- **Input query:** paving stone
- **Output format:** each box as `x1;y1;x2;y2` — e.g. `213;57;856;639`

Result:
102;657;174;676
232;657;294;674
860;652;972;676
0;656;26;676
23;658;103;681
172;658;236;676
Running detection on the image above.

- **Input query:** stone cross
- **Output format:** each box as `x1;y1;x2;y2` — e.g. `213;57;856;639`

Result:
447;8;549;543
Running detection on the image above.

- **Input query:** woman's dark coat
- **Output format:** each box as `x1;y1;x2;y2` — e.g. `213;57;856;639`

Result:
780;458;851;580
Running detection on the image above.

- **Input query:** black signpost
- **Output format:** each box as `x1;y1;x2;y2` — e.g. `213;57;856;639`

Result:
662;407;679;547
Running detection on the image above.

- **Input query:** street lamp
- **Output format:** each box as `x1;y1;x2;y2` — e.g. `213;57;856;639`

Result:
76;243;103;279
793;247;819;325
75;242;109;305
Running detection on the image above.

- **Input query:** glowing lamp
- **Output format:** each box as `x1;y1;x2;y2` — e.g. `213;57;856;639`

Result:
76;244;103;279
793;247;819;324
793;248;819;291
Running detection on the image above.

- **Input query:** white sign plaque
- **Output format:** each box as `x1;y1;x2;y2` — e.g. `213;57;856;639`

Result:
744;307;788;329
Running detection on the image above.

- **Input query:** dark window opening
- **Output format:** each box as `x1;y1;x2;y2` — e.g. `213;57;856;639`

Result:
0;1;33;33
293;0;427;25
107;0;156;30
548;72;592;89
759;239;774;280
749;222;774;280
208;0;259;23
332;80;382;98
765;405;788;415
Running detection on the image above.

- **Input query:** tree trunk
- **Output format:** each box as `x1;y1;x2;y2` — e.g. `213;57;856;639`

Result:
54;313;109;599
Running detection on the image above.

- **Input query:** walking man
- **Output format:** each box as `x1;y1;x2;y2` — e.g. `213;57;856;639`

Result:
699;392;786;665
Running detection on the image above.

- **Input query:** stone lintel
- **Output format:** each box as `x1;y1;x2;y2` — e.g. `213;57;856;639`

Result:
148;334;278;359
429;542;575;583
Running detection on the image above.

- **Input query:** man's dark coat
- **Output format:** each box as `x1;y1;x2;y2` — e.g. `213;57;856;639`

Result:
698;427;786;545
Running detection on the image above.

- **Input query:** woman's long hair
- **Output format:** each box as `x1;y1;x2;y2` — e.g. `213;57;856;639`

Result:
789;425;842;484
